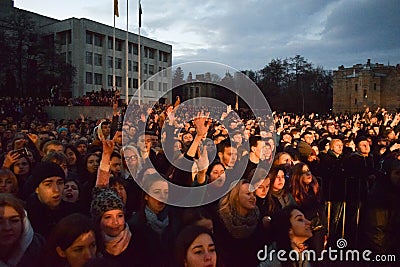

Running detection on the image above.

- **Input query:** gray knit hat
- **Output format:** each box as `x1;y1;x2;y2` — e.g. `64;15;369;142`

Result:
90;187;124;221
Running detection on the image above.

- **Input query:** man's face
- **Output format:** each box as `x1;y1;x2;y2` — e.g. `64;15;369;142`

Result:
218;146;238;169
45;144;64;154
137;134;152;152
76;144;87;155
36;177;64;209
303;134;314;145
357;140;370;156
233;134;242;145
110;156;122;175
251;140;264;160
182;133;193;146
331;140;343;156
101;124;111;138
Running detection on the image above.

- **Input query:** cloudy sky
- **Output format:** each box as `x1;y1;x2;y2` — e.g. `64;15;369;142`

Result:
16;0;400;71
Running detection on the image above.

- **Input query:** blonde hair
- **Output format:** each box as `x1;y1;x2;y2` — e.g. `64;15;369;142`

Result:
0;168;19;194
218;179;249;216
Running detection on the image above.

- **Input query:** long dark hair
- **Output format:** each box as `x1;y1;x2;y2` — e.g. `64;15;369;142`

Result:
43;213;99;267
290;162;320;204
175;225;216;267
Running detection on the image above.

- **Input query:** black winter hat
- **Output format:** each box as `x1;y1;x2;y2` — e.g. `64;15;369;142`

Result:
31;162;65;189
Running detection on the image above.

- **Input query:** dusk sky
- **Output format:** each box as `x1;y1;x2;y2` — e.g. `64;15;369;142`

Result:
16;0;400;72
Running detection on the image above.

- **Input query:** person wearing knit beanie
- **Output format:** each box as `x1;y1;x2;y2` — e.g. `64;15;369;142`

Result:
90;187;124;223
31;162;66;210
31;162;66;190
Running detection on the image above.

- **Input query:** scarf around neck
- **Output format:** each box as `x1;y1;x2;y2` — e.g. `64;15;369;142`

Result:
145;205;169;235
219;207;259;239
103;223;132;256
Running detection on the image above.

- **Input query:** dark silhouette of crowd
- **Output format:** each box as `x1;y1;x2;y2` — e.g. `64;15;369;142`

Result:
0;94;399;267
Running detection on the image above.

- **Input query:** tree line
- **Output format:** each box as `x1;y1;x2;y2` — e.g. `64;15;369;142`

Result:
0;11;75;97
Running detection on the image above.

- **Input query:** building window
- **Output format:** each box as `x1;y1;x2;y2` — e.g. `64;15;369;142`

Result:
94;35;102;47
128;60;132;71
108;38;113;49
133;61;138;72
163;83;168;91
148;49;154;59
133;45;138;55
355;98;357;105
108;75;113;87
86;52;93;65
94;73;102;85
116;40;122;51
133;78;138;89
144;64;148;74
144;47;148;58
363;89;367;99
149;65;154;75
374;83;377;90
86;72;92;84
115;58;122;69
94;54;102;66
108;56;113;68
163;53;168;62
86;32;92;44
149;81;154;90
128;78;131;88
116;76;122;87
158;82;162;91
60;32;67;45
355;84;358;91
159;51;162;61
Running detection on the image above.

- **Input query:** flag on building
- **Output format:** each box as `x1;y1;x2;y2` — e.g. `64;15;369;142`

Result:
114;0;119;17
139;3;142;27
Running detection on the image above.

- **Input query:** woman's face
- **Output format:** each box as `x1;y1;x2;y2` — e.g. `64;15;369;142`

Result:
0;175;15;194
13;157;29;176
57;230;97;267
66;148;77;166
100;210;125;237
255;177;270;199
145;180;168;214
238;183;256;212
185;233;217;267
209;164;225;187
62;181;79;203
289;209;312;240
0;205;22;248
272;170;285;192
301;165;312;185
86;155;99;174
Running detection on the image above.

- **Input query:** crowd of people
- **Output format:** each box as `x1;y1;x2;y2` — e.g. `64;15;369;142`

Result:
0;95;399;267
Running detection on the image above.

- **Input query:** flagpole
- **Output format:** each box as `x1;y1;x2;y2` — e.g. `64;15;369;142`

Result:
125;0;129;105
113;6;116;93
137;0;141;105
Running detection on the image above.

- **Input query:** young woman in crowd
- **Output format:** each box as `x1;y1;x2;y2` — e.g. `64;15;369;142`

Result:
79;152;100;212
290;162;326;255
128;172;178;267
43;213;98;267
0;168;19;195
62;178;81;204
266;166;296;220
91;139;146;266
213;179;264;267
258;206;313;267
10;156;32;198
175;225;218;267
0;193;45;267
64;144;82;176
